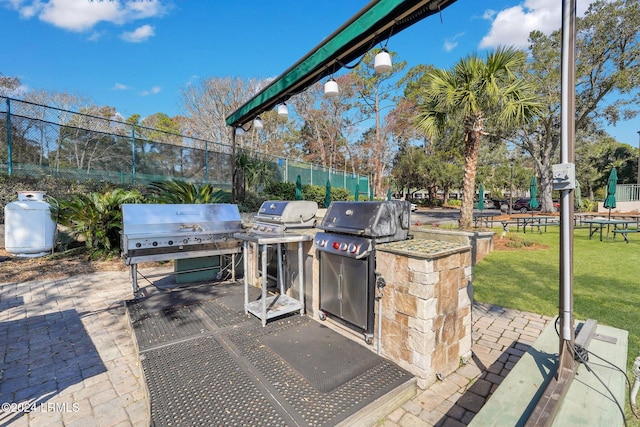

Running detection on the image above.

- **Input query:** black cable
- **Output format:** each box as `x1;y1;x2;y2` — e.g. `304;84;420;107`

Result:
585;348;640;420
552;318;636;422
573;344;628;426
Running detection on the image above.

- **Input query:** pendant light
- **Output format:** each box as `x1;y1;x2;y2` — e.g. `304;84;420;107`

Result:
253;116;264;130
277;103;288;118
374;48;392;74
324;78;339;97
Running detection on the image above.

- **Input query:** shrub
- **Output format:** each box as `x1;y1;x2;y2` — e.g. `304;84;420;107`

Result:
0;173;140;223
263;182;351;206
505;235;534;248
52;189;144;259
264;182;297;201
237;192;266;213
147;179;231;204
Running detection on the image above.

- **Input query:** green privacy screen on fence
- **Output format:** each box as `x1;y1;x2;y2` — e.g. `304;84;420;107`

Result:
0;97;368;195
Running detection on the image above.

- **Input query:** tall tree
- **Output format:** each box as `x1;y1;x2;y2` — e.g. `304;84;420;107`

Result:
415;47;541;229
352;49;406;198
180;76;265;151
576;132;638;198
0;72;21;97
519;0;640;211
291;74;355;170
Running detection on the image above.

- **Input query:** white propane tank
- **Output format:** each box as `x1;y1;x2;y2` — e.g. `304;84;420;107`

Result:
4;191;57;257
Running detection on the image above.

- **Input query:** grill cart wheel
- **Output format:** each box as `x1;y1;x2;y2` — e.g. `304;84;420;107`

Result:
318;311;327;321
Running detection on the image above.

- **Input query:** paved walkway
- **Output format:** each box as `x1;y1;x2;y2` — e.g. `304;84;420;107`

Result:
0;270;551;427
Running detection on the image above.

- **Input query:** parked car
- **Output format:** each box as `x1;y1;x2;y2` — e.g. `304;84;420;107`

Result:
491;199;507;210
512;198;560;213
474;199;496;209
410;203;418;212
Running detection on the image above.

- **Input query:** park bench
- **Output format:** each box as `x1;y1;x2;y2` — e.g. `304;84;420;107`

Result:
612;228;640;243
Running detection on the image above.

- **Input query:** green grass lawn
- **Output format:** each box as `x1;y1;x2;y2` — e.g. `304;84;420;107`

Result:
474;225;640;423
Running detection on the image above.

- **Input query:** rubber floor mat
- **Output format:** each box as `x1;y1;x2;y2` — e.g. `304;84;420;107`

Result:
142;335;288;426
261;322;380;392
127;282;414;426
223;316;413;426
128;303;211;350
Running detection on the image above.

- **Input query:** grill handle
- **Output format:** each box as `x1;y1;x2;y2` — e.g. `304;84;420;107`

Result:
316;225;366;235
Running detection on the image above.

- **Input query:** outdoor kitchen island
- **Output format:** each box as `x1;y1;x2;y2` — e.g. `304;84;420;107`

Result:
124;205;490;426
239;204;485;390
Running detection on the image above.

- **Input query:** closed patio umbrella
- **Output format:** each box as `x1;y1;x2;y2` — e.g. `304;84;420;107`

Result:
574;179;584;211
529;176;539;215
603;167;617;220
295;175;302;200
387;188;392;201
477;184;485;212
325;179;331;208
354;183;360;201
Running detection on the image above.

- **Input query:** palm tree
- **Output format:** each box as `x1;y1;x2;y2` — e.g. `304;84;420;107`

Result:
415;47;541;229
53;188;143;258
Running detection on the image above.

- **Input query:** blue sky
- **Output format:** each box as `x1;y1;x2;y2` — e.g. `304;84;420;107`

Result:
1;0;638;147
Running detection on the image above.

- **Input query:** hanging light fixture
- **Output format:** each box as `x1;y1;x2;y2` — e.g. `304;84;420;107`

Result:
277;103;288;118
253;116;264;130
324;78;339;97
374;48;392;74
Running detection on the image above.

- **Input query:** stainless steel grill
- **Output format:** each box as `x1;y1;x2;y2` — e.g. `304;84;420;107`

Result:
246;200;318;239
235;200;318;326
121;203;243;294
314;200;411;343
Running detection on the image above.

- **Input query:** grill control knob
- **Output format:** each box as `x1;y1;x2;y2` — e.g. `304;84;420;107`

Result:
195;238;202;243
168;240;174;245
318;239;327;247
339;243;348;251
135;243;142;248
349;244;358;253
152;241;158;246
183;239;189;244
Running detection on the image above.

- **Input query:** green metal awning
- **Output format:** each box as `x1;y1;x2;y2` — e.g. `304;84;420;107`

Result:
226;0;457;128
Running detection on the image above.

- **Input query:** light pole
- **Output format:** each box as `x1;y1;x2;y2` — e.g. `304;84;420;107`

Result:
509;157;515;215
637;131;640;185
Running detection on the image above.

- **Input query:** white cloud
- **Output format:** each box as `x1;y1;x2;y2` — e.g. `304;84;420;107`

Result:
120;24;154;42
112;83;130;91
444;32;465;52
3;0;167;33
480;0;598;49
141;86;161;96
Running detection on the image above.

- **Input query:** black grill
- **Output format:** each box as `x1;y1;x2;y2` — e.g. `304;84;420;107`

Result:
315;201;411;342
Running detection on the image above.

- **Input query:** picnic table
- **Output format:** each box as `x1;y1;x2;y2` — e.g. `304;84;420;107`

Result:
501;215;559;234
582;218;634;241
473;212;497;228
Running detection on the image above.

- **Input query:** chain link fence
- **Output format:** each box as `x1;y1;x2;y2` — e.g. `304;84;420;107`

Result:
0;97;369;195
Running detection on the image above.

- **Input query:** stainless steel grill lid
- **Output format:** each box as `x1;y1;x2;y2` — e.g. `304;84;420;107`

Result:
254;200;318;228
122;203;242;239
318;200;410;241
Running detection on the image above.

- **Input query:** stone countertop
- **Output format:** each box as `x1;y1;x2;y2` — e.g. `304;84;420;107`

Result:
377;237;469;259
235;224;470;259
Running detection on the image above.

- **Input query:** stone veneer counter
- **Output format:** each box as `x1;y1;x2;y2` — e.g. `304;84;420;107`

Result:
377;238;469;259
